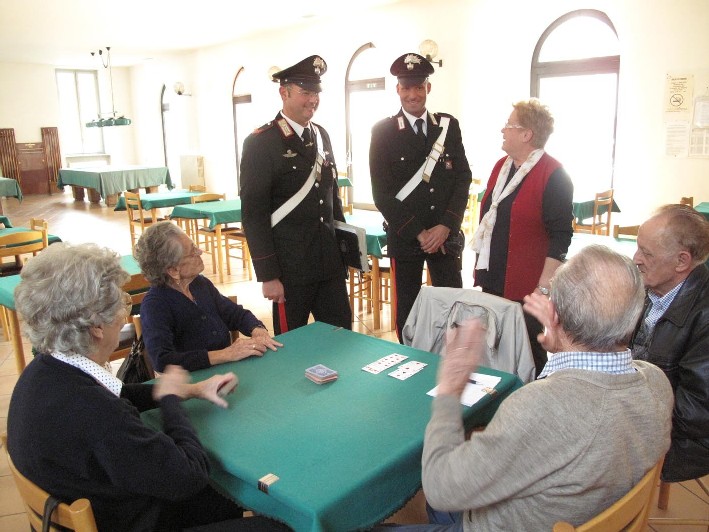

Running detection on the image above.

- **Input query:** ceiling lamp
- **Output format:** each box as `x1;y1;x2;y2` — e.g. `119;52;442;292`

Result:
86;46;132;128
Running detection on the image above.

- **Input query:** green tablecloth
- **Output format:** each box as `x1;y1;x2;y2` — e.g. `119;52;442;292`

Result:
0;177;22;202
0;227;62;247
114;190;202;211
57;166;173;199
170;199;242;229
141;322;522;532
0;215;12;227
0;255;139;310
567;233;637;259
695;202;709;221
572;198;621;225
345;210;387;258
337;177;353;187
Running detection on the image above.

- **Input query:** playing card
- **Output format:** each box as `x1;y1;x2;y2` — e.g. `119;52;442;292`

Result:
305;364;338;379
388;360;427;380
362;353;408;374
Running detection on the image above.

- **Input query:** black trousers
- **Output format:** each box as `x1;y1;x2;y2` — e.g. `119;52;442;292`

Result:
393;253;462;342
272;276;352;334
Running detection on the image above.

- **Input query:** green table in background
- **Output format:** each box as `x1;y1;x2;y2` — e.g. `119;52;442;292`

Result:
113;189;203;212
142;322;523;532
695;202;709;222
0;255;140;373
572;198;621;225
0;177;23;214
57;165;173;205
567;232;637;259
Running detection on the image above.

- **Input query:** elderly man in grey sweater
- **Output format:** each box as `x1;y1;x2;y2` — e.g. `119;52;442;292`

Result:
386;245;674;531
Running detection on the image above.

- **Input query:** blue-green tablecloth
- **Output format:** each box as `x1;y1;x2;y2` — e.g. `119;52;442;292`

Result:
695;202;709;222
142;322;522;532
114;190;202;211
572;198;621;225
170;199;242;229
345;210;387;258
57;166;173;200
0;177;23;202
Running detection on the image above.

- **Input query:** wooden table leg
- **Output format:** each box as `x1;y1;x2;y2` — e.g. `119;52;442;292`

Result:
372;257;381;330
8;308;26;373
71;185;86;201
215;225;224;284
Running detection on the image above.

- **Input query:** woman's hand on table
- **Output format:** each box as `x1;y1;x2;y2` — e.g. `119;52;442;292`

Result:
153;366;238;408
192;372;239;409
251;326;283;352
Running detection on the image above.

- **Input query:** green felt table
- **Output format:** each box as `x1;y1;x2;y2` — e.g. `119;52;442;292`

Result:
57;165;173;200
337;177;353;187
142;322;523;532
345;210;387;259
170;198;242;229
0;177;23;202
695;202;709;222
113;190;203;211
0;255;141;373
572;197;621;225
0;215;13;228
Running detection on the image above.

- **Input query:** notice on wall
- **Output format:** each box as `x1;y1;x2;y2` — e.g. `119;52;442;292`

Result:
665;121;690;157
664;74;693;120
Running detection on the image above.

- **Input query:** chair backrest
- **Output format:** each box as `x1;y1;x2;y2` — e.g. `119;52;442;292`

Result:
109;273;151;362
191;193;225;204
29;218;50;250
591;189;614;235
0;229;47;257
124;191;147;224
189;184;207;192
1;433;99;532
679;196;694;208
552;458;663;532
613;225;639;238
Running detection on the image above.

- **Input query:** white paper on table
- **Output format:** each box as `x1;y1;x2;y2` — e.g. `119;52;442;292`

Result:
427;372;502;407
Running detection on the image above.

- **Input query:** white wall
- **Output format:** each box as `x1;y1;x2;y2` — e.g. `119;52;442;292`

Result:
1;0;707;224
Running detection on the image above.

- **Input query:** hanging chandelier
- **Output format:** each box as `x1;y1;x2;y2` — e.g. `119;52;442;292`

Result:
86;46;132;128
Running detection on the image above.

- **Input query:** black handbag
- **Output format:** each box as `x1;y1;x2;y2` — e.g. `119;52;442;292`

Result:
443;230;465;258
116;335;154;383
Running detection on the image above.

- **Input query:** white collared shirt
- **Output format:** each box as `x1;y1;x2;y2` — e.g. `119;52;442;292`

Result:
401;108;428;136
280;112;318;151
52;351;123;397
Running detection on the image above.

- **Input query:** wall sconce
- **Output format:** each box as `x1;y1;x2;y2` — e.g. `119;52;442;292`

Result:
174;82;192;96
419;39;443;67
268;66;281;82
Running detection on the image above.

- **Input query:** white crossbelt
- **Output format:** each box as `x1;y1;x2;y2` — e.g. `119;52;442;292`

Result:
395;116;450;202
271;129;326;228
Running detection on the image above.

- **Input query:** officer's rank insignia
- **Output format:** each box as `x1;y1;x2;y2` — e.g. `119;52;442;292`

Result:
283;150;297;158
404;54;422;70
277;118;294;137
397;116;406;130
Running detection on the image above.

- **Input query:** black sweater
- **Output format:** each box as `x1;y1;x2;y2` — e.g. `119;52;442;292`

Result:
7;354;210;531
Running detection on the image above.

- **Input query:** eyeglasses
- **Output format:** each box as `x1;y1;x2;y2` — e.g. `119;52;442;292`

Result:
293;88;319;99
503;122;526;129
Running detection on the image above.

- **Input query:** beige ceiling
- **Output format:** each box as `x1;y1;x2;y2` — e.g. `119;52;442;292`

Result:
0;0;401;67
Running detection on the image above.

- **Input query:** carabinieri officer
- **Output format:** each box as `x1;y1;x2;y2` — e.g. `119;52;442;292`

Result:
240;55;351;334
370;53;472;341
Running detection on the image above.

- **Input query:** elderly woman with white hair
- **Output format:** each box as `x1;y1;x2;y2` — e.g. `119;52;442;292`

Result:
135;222;282;372
6;243;290;531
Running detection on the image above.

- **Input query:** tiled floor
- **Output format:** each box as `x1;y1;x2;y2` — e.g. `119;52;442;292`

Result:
0;192;707;531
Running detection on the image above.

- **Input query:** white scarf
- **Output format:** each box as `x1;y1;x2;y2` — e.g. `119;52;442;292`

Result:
472;149;545;270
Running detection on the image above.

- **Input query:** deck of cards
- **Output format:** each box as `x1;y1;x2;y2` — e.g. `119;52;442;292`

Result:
305;364;338;384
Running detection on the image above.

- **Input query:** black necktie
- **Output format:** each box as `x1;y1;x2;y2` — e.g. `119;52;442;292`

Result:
415;118;426;146
302;127;312;146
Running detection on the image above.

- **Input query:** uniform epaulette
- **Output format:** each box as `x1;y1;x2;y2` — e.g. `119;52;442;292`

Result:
253;122;276;135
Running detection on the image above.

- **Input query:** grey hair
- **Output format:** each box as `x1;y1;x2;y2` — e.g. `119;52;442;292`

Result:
14;243;130;355
551;245;645;351
653;204;709;264
513;98;554;149
134;222;185;286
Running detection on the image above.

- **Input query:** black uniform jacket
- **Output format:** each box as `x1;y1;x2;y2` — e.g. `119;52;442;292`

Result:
240;113;346;286
370;109;471;259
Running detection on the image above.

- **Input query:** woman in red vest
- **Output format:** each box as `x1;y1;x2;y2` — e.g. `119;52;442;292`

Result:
472;99;574;375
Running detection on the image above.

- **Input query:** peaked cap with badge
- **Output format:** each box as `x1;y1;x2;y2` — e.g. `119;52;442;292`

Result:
390;52;435;87
272;55;327;93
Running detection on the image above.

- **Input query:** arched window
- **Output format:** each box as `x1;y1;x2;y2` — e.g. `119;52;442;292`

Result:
344;44;395;209
531;9;619;199
232;67;252;191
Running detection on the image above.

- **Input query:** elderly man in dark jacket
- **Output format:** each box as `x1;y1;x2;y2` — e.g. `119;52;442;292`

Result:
631;203;709;483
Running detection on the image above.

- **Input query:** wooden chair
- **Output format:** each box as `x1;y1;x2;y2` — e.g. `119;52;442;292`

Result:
124;191;165;251
108;273;151;368
649;477;709;528
613;225;639;238
462;178;483;236
337;171;353;215
1;433;99;532
0;229;47;274
29;218;50;253
575;189;614;236
552;458;663;532
189;184;207;192
191;193;226;274
679;196;694;208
